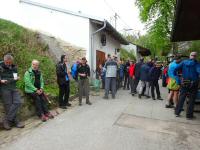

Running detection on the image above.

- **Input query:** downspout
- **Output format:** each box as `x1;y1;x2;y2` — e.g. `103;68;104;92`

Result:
90;20;106;79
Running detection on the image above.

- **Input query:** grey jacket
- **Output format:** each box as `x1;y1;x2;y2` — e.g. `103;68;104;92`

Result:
105;60;118;77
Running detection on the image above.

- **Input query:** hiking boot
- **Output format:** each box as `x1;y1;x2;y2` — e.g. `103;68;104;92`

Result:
3;120;12;130
45;112;54;119
66;103;72;107
59;106;67;109
152;97;156;100
41;114;48;122
165;104;174;108
103;96;109;99
86;102;92;105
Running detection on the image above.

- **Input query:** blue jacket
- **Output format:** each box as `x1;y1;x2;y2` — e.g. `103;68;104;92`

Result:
119;64;124;78
140;63;152;81
149;66;161;82
175;59;200;82
168;60;181;84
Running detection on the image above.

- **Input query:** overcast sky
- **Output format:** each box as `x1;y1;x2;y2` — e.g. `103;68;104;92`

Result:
31;0;146;35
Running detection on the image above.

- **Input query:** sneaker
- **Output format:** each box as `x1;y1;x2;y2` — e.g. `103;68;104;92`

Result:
66;103;72;107
86;102;92;105
41;114;48;122
132;93;134;96
112;95;116;99
152;97;156;100
157;97;163;100
15;121;25;128
145;96;151;99
186;116;196;120
138;94;141;99
175;114;180;117
45;112;54;119
3;120;12;130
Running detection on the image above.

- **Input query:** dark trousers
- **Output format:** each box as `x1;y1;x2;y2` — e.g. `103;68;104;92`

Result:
105;77;116;98
124;74;130;89
150;81;161;98
59;82;70;106
133;78;139;93
130;77;134;93
175;82;198;118
1;89;22;122
78;78;90;104
29;93;49;117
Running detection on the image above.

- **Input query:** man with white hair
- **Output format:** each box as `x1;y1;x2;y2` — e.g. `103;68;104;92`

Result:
24;59;54;122
175;52;200;119
0;54;24;130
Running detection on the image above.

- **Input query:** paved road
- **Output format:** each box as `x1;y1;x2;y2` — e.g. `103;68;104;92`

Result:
1;86;200;150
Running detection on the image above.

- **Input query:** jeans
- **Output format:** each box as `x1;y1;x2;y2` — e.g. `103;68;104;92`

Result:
129;77;134;94
175;82;198;118
105;77;116;98
133;78;139;93
59;82;70;106
150;81;161;98
124;74;130;89
138;81;150;96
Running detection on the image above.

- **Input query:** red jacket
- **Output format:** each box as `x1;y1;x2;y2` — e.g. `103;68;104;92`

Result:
129;64;135;78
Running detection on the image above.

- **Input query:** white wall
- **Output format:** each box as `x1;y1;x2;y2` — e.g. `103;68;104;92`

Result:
0;0;90;51
90;22;120;71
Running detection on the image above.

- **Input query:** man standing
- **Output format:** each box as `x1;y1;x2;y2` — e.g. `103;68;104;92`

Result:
138;61;153;99
123;60;130;90
24;60;54;122
56;55;72;109
103;54;118;99
149;62;163;100
175;52;200;119
132;58;144;94
129;60;135;96
77;57;91;106
0;54;24;130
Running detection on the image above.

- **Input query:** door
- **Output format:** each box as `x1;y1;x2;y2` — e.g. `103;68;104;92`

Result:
96;50;106;69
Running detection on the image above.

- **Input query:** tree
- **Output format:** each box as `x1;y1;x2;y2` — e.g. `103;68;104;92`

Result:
135;0;176;56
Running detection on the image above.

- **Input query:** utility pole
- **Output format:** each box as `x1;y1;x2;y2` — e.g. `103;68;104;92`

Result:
114;13;118;29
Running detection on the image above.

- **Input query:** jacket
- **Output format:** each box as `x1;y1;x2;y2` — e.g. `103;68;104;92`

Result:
168;60;181;85
105;60;118;78
140;63;152;81
24;67;44;93
56;62;69;85
0;62;18;90
129;64;135;78
149;66;161;82
134;61;143;79
175;59;200;82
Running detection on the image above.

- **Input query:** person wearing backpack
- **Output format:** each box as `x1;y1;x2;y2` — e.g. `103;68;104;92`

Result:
56;55;72;109
71;61;79;81
0;54;25;130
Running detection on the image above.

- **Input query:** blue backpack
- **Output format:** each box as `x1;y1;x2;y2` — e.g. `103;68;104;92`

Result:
71;63;78;79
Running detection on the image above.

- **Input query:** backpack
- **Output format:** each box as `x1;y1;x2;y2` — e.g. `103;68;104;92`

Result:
71;63;78;79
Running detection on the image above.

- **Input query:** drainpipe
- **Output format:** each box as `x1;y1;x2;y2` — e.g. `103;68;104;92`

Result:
90;20;106;79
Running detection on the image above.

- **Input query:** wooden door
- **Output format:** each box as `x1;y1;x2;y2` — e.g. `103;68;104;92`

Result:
96;50;105;69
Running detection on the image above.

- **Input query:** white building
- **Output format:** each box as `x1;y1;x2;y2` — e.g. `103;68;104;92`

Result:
0;0;128;76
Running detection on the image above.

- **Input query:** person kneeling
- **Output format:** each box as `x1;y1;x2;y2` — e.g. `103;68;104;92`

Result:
24;60;54;122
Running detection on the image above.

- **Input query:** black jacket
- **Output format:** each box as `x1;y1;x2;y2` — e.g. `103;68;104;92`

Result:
134;61;143;79
56;62;69;85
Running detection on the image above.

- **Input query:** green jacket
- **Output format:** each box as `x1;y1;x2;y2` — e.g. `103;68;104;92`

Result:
0;61;18;90
24;68;44;93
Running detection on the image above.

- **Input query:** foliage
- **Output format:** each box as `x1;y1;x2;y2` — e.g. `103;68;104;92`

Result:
120;48;136;61
135;0;176;56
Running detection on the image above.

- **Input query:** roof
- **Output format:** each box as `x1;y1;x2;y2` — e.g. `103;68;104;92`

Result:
171;0;200;42
90;19;129;45
129;42;151;56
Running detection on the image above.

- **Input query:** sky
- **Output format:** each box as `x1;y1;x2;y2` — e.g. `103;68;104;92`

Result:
31;0;146;35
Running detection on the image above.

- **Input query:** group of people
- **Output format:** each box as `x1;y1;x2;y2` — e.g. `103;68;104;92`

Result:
165;52;200;119
97;54;163;101
0;54;92;130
